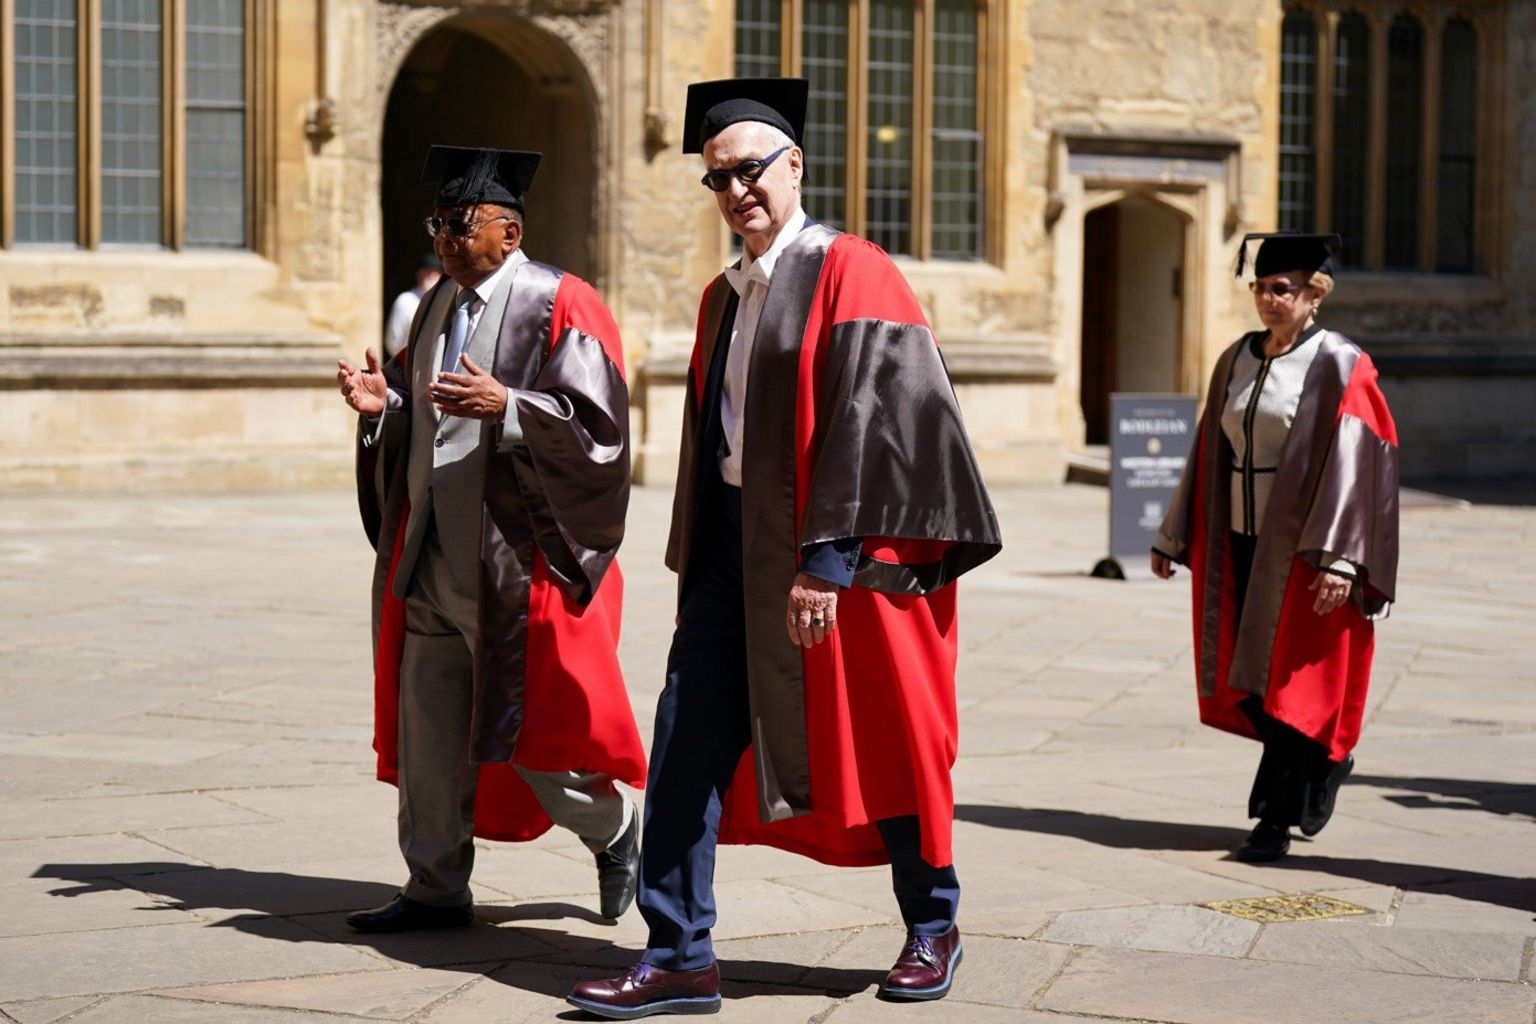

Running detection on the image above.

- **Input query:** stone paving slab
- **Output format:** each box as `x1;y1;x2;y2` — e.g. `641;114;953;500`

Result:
0;917;383;1001
1248;919;1526;981
155;967;487;1019
1038;946;1536;1024
0;485;1532;1022
1042;904;1259;957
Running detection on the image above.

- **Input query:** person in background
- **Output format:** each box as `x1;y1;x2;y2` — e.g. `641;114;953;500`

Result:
1152;232;1399;863
384;254;443;359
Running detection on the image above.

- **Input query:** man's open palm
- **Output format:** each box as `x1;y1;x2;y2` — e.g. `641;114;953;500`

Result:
338;348;388;417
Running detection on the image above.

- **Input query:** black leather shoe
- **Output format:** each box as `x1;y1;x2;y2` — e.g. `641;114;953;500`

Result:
1236;820;1291;863
596;808;640;920
1300;753;1354;837
345;893;473;933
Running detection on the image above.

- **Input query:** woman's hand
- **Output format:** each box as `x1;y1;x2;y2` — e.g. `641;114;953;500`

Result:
1310;570;1352;614
1151;551;1176;580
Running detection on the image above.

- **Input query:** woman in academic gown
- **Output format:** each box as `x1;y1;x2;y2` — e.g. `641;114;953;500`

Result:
1152;233;1399;862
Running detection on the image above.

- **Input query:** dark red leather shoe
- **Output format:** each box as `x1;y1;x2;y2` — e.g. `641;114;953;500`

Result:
567;962;721;1020
880;926;963;1001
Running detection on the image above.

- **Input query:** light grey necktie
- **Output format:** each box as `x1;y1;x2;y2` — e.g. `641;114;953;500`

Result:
439;289;475;375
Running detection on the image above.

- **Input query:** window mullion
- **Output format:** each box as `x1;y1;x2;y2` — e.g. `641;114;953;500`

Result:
246;0;263;252
1476;10;1498;275
912;0;932;260
847;0;867;238
165;0;184;249
1363;9;1388;269
1417;13;1442;272
783;0;803;75
1314;8;1336;235
0;0;13;248
79;0;98;247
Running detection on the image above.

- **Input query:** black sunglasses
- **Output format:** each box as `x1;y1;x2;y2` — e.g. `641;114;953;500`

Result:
422;214;512;240
700;147;791;193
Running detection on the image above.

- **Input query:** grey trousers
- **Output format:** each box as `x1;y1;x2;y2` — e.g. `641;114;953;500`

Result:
397;522;627;907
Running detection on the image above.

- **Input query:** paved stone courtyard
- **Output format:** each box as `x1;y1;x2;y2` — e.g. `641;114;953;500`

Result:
1;483;1532;1024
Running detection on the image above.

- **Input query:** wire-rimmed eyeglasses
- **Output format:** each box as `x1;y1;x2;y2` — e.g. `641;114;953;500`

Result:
422;214;513;240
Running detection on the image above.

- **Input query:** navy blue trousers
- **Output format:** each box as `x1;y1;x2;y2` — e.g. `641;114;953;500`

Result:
638;480;959;971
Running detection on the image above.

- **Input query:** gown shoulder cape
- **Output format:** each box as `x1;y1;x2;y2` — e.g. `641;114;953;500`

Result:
667;225;1002;868
1158;329;1399;760
357;264;647;842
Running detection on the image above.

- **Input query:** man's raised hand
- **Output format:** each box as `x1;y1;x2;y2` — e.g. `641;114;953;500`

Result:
337;348;388;417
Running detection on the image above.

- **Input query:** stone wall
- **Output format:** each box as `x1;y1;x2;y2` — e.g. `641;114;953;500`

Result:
0;0;1528;492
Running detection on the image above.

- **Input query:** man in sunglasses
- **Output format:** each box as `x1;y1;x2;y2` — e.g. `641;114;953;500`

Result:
335;145;646;934
570;79;1001;1019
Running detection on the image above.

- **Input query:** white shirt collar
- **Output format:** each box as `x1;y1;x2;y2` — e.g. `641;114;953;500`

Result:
725;206;807;297
459;248;526;307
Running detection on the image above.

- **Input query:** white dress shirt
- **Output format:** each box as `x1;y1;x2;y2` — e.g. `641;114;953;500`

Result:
718;206;807;486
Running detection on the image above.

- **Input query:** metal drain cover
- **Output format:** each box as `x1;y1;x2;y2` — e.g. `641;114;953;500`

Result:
1205;893;1371;923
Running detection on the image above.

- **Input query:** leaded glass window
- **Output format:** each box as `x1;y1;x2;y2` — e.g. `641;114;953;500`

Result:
801;0;848;228
1331;13;1370;269
4;2;250;251
865;0;914;254
1437;19;1477;272
186;0;247;248
101;0;163;247
729;0;987;260
13;0;78;246
1383;14;1424;269
931;0;981;259
1278;11;1317;233
733;0;780;78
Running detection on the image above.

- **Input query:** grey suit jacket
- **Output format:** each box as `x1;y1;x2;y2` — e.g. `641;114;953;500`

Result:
389;255;522;599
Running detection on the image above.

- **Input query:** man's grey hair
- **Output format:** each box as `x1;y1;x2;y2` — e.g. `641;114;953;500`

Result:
701;121;796;160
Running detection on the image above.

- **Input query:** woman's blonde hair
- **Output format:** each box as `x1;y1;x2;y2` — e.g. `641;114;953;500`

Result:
1309;271;1335;301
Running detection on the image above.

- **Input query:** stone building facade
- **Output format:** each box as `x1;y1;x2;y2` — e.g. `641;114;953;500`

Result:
0;0;1529;491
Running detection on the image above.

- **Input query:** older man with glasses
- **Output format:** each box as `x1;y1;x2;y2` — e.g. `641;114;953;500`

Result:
568;79;1002;1020
336;145;646;934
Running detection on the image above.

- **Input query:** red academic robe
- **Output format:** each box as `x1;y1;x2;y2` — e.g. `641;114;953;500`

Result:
1160;330;1400;761
359;266;647;843
666;226;1002;868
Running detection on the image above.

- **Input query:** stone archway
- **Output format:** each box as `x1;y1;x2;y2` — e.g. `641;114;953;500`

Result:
379;10;601;313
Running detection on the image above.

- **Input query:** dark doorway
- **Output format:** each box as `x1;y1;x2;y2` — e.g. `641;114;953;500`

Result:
380;17;598;325
1079;196;1185;445
1080;204;1119;445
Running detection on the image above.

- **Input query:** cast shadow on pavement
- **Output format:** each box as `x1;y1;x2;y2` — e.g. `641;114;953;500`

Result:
30;862;885;1004
1347;774;1536;823
955;803;1536;919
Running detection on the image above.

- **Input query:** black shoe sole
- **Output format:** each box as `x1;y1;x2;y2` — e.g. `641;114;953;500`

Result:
1234;841;1291;863
565;994;721;1020
878;944;964;1002
345;912;474;933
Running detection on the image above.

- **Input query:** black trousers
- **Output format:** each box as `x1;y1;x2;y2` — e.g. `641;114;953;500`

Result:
1230;531;1337;826
637;476;959;971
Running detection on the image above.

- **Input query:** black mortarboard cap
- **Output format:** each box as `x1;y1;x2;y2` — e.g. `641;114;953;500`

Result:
682;78;810;154
1235;231;1343;278
415;253;442;272
421;146;542;212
